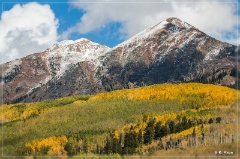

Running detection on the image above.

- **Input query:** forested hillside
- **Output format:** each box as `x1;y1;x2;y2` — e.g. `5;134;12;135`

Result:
1;83;239;158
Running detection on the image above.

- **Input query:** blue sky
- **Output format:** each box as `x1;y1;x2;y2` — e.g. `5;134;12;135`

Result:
0;0;239;63
1;0;124;46
41;1;124;47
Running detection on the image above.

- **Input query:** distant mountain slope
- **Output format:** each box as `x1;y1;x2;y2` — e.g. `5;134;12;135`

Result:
0;38;110;104
0;17;238;104
97;17;237;91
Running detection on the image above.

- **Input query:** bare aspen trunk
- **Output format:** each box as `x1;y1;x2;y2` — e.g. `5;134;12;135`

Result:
187;135;190;148
204;135;206;146
214;134;218;144
220;132;222;144
195;135;198;147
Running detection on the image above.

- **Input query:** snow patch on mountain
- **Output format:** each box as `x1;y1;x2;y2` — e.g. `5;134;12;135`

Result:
3;59;22;76
45;38;110;77
204;48;221;61
115;20;169;48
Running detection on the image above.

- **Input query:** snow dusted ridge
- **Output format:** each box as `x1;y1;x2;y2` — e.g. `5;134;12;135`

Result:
115;17;193;49
45;38;110;77
115;20;169;48
114;17;226;64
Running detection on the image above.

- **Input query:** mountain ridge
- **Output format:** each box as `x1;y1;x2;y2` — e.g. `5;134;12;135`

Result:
0;17;238;104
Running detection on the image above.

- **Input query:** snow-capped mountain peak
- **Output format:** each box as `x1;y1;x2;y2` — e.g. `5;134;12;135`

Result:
46;38;110;53
166;17;193;29
115;17;194;49
45;38;110;77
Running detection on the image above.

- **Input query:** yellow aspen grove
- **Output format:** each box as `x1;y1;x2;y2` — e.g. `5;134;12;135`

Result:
25;135;68;156
89;83;238;108
162;125;208;141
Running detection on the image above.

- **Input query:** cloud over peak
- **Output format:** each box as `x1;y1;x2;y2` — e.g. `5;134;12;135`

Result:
0;2;59;64
64;0;239;45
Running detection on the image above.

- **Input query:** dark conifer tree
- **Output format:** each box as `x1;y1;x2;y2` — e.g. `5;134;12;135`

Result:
208;118;213;124
112;138;121;154
154;121;162;140
123;130;139;154
175;122;183;133
64;137;77;155
138;129;143;146
192;127;196;137
169;120;176;133
104;137;112;154
123;133;130;154
182;116;188;130
165;123;171;135
144;118;155;144
188;119;193;128
216;117;221;123
159;124;168;138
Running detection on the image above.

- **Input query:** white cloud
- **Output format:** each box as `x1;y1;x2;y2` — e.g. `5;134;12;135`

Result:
0;2;59;64
65;0;239;45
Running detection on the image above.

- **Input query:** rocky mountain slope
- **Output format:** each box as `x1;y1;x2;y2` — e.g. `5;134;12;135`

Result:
0;17;238;104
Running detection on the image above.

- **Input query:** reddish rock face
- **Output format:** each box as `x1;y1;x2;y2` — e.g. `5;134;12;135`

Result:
0;17;238;104
0;52;50;104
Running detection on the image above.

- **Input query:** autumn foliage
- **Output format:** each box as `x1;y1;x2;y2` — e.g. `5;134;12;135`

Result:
25;135;68;155
90;83;237;108
1;83;238;156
